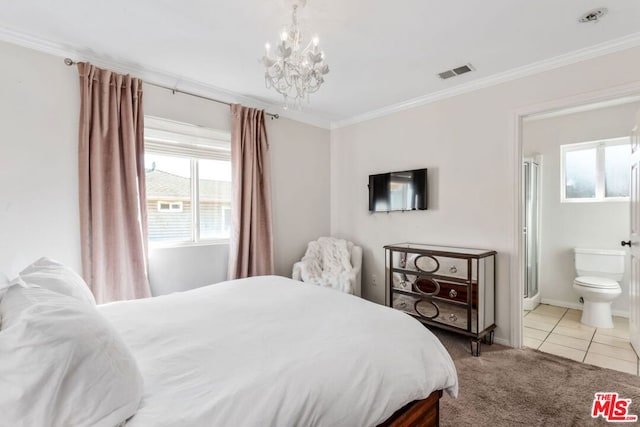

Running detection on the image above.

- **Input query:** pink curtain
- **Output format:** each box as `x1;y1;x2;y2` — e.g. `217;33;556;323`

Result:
77;63;151;303
227;104;275;279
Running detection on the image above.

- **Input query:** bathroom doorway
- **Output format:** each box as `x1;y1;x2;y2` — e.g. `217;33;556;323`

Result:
520;97;639;375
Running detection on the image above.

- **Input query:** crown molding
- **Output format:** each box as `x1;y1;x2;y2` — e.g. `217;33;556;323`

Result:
3;25;640;132
0;26;332;129
331;31;640;129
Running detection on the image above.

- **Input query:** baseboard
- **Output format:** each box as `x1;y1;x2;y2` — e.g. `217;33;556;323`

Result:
493;337;511;347
540;298;629;319
523;293;541;311
540;298;583;311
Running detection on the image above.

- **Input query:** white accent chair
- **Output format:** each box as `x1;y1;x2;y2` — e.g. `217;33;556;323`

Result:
292;238;363;297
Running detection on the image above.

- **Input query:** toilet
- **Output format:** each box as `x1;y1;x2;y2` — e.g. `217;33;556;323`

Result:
573;248;624;329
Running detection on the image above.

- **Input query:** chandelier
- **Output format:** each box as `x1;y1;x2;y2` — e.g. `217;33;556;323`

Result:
261;0;329;109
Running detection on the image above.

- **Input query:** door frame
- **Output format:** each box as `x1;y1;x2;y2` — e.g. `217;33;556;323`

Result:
510;82;640;348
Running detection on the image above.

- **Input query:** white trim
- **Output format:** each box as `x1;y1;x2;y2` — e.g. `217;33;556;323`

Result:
146;116;231;145
0;26;332;130
560;198;630;204
145;116;231;161
149;240;229;249
191;158;200;244
510;110;524;349
510;81;640;349
331;32;640;129
493;337;511;347
0;26;72;60
525;95;640;122
540;298;629;319
3;25;640;130
144;125;231;161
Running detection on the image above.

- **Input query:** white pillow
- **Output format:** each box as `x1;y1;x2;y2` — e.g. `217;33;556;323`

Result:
0;285;143;427
18;257;96;305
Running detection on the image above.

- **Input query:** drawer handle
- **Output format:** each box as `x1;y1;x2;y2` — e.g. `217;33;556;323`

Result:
449;289;458;298
449;266;458;274
449;313;457;322
399;301;407;308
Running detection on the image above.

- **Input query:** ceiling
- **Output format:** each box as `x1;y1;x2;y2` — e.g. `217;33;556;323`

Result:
1;0;640;127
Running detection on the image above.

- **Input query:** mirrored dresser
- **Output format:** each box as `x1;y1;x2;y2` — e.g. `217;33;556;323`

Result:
385;243;496;356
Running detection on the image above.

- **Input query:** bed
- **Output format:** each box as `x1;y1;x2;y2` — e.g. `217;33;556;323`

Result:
97;275;458;426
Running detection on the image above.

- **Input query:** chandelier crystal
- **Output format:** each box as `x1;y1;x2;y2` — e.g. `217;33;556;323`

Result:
261;1;329;109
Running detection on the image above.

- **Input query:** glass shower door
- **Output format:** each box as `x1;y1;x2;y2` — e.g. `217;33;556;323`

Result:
523;160;539;299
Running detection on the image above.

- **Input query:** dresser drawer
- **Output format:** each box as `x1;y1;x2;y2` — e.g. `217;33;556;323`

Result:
393;294;471;331
400;253;469;280
392;294;439;319
414;278;477;306
432;257;468;280
431;300;470;331
392;272;413;292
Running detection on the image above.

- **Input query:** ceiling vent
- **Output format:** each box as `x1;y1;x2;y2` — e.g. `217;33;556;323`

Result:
438;64;475;80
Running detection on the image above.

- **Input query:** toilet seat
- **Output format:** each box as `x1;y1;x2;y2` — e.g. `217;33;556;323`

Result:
574;276;620;290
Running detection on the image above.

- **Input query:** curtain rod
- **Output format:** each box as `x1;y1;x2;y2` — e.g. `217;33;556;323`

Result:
63;58;280;119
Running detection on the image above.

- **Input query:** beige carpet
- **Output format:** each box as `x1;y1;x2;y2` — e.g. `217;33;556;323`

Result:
433;329;640;426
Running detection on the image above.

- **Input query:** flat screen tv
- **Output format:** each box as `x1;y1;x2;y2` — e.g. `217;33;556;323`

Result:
368;168;428;212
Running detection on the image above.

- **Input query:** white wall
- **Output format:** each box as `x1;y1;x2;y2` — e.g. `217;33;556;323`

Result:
0;40;330;294
330;46;640;344
0;41;81;277
523;102;638;316
268;118;331;277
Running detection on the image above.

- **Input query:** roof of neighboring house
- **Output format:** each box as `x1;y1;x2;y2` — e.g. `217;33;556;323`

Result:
146;170;231;202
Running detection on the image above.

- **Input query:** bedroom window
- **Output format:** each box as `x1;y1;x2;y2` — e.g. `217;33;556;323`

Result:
144;117;232;245
560;137;630;203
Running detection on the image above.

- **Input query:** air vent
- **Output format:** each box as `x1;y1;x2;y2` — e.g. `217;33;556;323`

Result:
438;70;456;80
438;63;475;80
452;65;473;75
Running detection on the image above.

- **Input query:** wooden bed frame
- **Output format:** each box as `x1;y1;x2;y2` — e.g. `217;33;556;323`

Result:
378;389;442;427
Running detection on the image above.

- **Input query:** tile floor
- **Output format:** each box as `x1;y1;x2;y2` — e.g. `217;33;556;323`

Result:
524;304;639;375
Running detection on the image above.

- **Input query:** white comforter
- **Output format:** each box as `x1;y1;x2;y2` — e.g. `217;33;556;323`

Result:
98;276;457;427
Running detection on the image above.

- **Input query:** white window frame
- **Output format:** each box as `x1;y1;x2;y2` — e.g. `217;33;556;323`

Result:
560;137;630;203
145;116;231;247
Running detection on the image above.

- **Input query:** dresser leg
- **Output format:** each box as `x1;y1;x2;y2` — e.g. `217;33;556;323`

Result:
482;330;494;345
470;339;481;357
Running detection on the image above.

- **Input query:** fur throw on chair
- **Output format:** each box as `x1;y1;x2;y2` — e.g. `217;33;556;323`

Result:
298;237;354;294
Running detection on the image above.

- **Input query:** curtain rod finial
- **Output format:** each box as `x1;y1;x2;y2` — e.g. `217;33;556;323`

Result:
64;58;75;66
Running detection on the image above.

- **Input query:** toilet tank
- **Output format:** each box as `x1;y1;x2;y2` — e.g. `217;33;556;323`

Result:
574;248;625;281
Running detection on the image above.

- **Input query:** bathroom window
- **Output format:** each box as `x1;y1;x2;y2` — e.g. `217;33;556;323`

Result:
561;137;631;203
